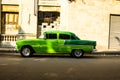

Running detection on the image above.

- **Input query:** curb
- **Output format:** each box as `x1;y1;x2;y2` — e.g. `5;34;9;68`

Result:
93;51;120;56
0;48;18;53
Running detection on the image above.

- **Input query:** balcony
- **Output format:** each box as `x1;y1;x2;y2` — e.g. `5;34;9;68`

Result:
0;34;17;48
0;34;17;42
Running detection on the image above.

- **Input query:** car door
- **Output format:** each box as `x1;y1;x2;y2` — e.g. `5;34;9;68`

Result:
45;39;58;53
42;33;58;53
58;34;71;53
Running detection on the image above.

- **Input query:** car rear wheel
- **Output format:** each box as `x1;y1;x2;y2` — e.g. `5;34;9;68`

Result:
72;49;84;58
20;47;33;57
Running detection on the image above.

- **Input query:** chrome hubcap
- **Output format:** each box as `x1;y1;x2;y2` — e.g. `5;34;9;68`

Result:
74;50;82;57
22;48;30;56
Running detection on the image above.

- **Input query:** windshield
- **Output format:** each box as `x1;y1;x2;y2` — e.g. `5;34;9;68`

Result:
75;35;80;40
71;34;80;40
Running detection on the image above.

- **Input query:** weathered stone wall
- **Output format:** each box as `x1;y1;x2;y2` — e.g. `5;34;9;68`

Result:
19;0;37;35
1;0;120;50
1;0;19;4
60;0;120;51
1;0;37;39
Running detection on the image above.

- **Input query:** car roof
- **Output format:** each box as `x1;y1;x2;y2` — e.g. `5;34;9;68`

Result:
44;30;75;35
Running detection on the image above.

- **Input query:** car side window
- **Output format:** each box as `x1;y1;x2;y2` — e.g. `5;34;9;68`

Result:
59;34;70;40
71;36;76;40
46;34;57;39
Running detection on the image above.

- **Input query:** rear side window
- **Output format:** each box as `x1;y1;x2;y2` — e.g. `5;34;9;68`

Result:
59;34;70;40
46;34;57;39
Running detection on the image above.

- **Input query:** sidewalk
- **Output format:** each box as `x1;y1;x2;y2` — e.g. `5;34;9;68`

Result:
0;48;18;53
92;51;120;56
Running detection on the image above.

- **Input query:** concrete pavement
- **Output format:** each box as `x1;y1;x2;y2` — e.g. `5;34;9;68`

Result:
0;54;120;80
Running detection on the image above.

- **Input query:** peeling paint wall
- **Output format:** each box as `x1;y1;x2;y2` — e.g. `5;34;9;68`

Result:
2;0;19;4
1;0;38;39
19;0;37;36
60;0;120;51
1;0;120;50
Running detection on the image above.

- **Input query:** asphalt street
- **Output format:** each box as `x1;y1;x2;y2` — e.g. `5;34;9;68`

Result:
0;53;120;80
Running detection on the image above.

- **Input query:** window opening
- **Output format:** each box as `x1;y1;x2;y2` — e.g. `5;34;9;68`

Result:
59;34;70;40
46;34;57;39
38;11;60;25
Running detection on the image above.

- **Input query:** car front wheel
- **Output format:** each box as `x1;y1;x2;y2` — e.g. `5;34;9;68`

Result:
20;47;33;57
72;49;84;58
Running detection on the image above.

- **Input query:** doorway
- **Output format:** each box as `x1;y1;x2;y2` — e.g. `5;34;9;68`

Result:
109;14;120;49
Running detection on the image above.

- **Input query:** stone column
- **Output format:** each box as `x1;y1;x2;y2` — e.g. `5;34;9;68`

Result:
18;0;38;39
0;0;2;47
59;0;69;30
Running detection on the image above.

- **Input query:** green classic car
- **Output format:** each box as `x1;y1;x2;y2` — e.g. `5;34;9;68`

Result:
16;31;96;58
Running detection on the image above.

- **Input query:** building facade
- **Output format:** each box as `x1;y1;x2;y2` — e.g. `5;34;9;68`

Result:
0;0;120;51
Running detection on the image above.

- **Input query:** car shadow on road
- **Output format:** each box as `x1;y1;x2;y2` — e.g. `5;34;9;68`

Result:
30;54;120;59
1;53;120;59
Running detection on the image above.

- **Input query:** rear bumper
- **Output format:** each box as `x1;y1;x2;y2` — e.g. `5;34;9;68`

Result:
93;49;97;52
